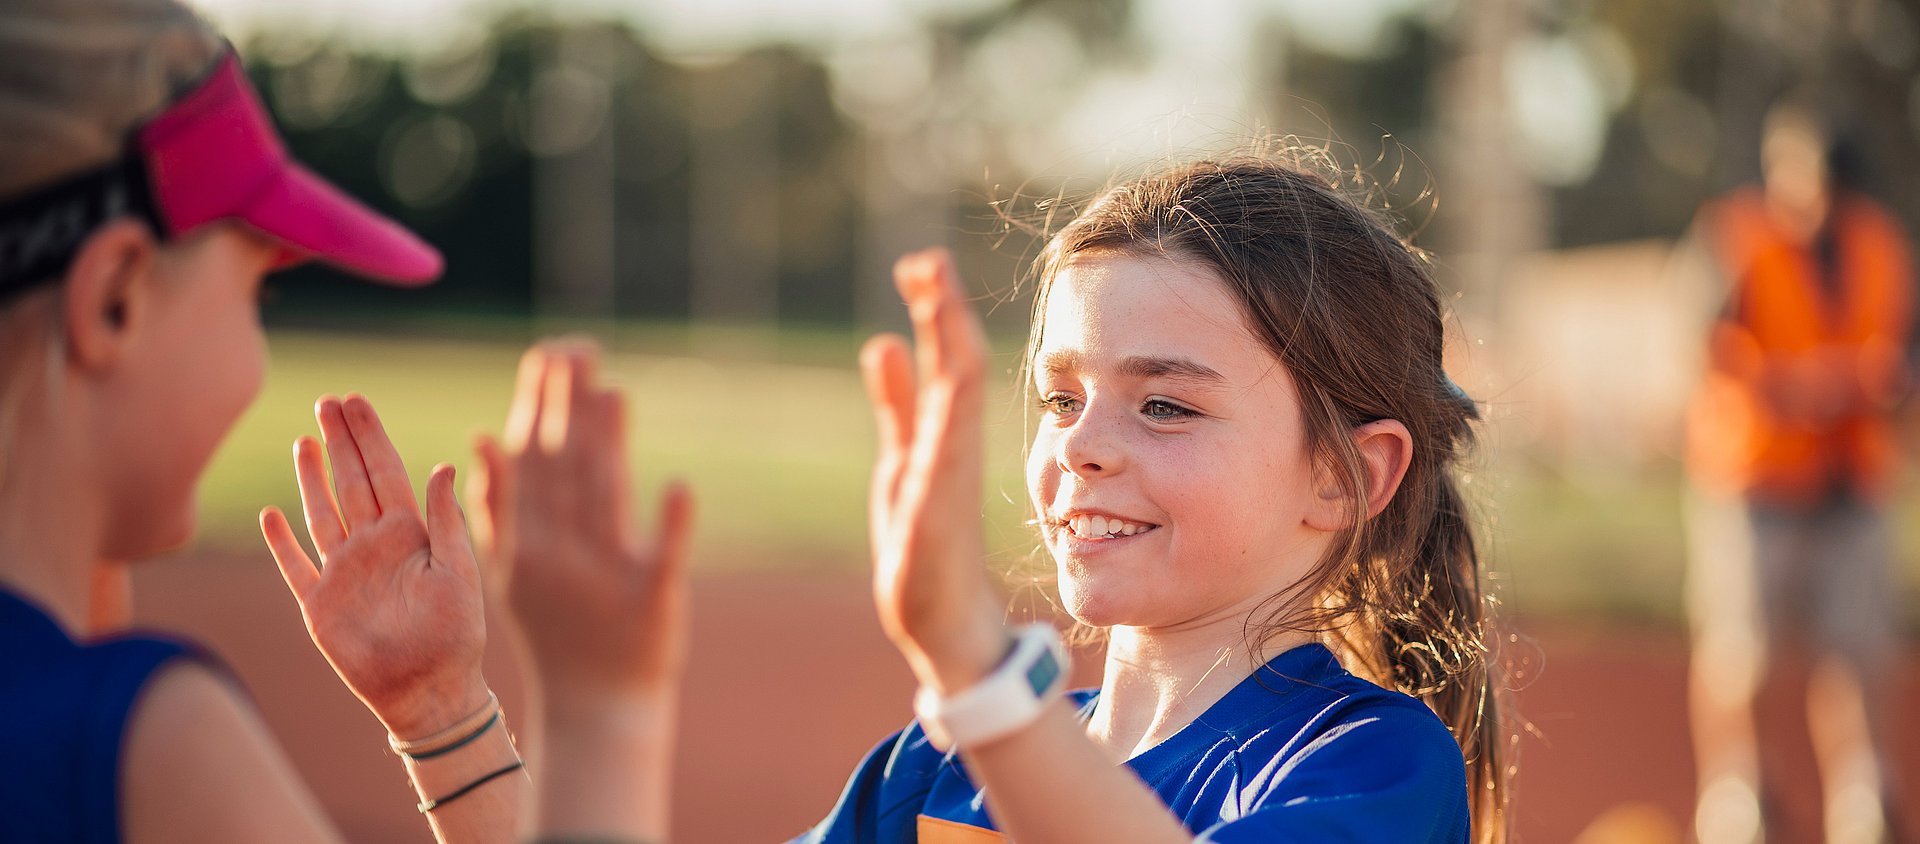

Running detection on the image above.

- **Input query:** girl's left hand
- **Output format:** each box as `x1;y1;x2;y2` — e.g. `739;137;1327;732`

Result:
861;249;1010;694
259;395;491;741
467;342;694;712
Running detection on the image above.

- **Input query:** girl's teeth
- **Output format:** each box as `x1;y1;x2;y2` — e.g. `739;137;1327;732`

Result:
1062;515;1154;538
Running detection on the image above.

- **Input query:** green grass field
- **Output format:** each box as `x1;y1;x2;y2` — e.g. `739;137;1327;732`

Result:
195;327;1919;628
199;328;1040;571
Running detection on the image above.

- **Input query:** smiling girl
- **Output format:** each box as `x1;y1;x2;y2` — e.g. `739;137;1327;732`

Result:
455;154;1507;840
802;155;1506;843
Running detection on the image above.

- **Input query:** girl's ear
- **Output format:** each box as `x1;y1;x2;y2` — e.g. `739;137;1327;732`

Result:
62;219;158;371
1304;419;1414;532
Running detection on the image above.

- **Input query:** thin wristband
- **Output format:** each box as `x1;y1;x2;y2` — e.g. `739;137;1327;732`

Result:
417;759;526;813
406;712;500;761
391;691;500;758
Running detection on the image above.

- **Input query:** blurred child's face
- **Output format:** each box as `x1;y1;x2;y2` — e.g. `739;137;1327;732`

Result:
98;223;275;558
1026;251;1327;630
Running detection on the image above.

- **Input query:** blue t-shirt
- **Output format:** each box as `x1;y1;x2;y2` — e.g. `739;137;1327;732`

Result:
0;586;200;844
795;643;1469;843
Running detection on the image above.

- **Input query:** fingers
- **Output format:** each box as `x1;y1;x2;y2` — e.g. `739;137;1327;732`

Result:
588;389;636;551
341;394;423;520
316;396;381;527
485;340;617;554
504;345;552;452
650;481;695;585
507;340;603;459
465;434;503;556
425;463;478;580
891;248;987;486
892;248;987;398
539;343;592;455
860;334;916;538
260;507;320;600
293;436;347;557
860;334;917;458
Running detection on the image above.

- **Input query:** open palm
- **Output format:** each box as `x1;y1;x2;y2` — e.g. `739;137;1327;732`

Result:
260;394;490;739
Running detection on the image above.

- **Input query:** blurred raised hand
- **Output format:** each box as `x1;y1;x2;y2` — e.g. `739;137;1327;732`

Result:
860;249;1009;695
468;342;693;707
259;395;490;741
466;341;692;840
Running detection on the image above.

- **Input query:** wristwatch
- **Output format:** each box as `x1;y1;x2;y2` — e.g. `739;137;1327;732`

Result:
913;623;1069;750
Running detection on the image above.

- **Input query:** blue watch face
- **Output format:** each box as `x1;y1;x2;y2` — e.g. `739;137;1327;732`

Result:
1024;649;1061;697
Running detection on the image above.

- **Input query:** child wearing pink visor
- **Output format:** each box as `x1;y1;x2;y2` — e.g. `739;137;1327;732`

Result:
0;3;680;843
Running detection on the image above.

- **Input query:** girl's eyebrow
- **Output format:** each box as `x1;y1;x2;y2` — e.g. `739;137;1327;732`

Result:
1039;350;1229;387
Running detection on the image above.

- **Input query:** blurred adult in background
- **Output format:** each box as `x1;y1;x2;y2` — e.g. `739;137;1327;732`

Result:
1681;98;1914;844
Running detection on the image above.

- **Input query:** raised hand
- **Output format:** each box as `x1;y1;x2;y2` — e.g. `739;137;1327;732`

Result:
259;395;490;740
466;342;693;711
465;342;690;840
861;249;1009;695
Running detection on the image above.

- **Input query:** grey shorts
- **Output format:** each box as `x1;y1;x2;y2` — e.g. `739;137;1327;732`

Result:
1685;491;1899;697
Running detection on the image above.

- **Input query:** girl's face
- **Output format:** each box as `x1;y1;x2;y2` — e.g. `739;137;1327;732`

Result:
97;222;277;559
1026;251;1329;630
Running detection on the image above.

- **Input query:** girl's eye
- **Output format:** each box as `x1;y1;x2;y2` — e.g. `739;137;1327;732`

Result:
1142;398;1197;420
1038;393;1082;415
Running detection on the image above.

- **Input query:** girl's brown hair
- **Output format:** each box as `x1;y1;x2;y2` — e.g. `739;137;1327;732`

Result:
1025;154;1507;841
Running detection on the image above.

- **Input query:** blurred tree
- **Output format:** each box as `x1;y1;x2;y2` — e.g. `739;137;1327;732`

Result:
235;0;1920;336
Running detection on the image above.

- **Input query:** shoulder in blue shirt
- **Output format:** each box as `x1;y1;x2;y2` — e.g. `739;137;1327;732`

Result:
0;586;205;844
795;642;1469;843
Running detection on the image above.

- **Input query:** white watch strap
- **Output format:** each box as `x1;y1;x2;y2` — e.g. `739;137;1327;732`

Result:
913;623;1069;750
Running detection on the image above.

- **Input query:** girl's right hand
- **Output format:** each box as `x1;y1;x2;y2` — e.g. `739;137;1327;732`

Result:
861;249;1010;696
467;342;694;713
259;395;490;742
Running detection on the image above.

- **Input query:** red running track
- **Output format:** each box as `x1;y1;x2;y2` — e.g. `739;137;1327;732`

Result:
126;553;1916;843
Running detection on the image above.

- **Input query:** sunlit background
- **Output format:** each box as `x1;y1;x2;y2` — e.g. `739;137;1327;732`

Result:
124;0;1920;841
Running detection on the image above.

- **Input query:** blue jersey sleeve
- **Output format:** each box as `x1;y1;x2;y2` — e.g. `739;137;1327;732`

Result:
1193;701;1471;844
790;722;947;844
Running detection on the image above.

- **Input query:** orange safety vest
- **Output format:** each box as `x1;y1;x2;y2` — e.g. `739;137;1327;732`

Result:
1685;188;1914;507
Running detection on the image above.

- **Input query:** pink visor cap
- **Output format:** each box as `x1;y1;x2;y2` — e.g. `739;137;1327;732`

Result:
138;50;442;284
0;47;438;294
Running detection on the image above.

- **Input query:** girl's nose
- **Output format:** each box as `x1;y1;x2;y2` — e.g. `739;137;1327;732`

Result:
1057;409;1122;477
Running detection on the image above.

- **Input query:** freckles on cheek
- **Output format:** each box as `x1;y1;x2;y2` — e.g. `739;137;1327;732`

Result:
1158;442;1287;552
1145;437;1219;502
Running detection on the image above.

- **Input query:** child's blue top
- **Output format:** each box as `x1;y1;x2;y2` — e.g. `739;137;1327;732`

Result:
0;585;199;844
794;642;1470;843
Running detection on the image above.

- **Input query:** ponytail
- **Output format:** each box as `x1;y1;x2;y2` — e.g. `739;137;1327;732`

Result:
1399;471;1505;842
1311;383;1507;844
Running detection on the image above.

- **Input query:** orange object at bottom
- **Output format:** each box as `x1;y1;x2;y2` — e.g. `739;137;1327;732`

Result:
918;814;1008;843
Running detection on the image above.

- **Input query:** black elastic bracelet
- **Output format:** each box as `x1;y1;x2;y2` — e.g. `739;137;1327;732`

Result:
417;759;526;813
404;711;500;760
